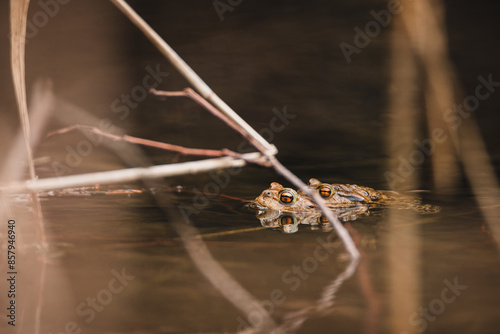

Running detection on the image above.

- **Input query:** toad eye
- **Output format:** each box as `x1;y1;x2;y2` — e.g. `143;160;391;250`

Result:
279;189;296;204
280;215;295;226
318;215;330;226
318;186;333;198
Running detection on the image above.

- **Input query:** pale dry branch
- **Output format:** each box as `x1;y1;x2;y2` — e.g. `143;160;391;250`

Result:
9;5;51;332
9;1;47;248
110;0;359;261
9;0;33;180
150;88;360;259
0;153;263;194
110;0;277;156
267;156;360;260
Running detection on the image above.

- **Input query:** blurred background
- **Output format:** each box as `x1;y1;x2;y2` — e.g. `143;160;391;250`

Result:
1;0;499;184
1;0;500;333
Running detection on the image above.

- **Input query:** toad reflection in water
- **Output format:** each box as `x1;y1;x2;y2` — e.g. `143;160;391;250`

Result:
255;207;369;234
249;178;440;233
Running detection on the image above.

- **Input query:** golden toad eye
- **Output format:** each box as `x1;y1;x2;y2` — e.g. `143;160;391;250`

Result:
280;215;295;226
279;189;296;204
318;215;330;226
318;186;332;198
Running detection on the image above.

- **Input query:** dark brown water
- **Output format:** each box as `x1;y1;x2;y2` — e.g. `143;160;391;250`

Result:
1;1;500;333
29;182;500;334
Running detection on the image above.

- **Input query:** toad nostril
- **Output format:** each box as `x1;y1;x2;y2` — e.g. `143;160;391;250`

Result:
264;191;272;197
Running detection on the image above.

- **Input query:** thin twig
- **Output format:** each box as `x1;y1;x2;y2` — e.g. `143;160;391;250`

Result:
274;246;358;333
47;124;270;166
150;88;270;153
110;0;277;156
52;98;151;168
110;0;359;260
151;89;361;259
152;87;360;259
268;156;360;260
59;97;279;333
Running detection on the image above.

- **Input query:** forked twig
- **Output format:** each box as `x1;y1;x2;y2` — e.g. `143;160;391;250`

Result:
111;0;277;156
148;87;360;259
110;2;360;329
149;87;360;258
